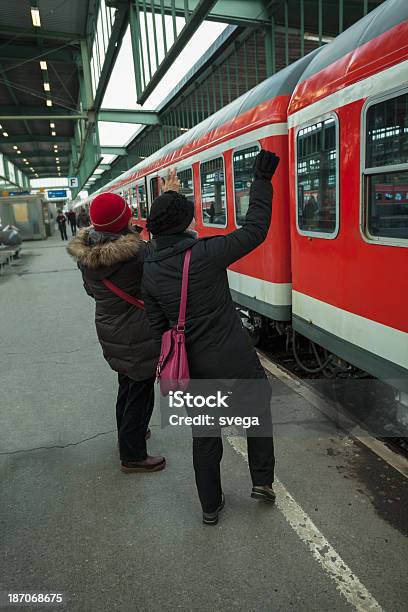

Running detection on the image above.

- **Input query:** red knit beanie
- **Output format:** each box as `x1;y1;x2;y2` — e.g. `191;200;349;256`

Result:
90;192;132;233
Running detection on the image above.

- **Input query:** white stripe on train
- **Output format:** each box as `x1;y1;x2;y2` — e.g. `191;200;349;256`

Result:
292;290;408;370
228;272;407;369
288;56;408;128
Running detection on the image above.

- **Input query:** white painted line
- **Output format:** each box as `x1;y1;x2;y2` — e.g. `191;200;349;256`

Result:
227;435;383;612
258;352;408;479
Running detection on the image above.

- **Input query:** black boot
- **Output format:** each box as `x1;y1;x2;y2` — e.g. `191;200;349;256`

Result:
202;492;225;525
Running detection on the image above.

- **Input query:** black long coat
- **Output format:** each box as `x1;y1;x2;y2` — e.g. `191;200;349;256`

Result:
142;178;272;380
67;228;158;381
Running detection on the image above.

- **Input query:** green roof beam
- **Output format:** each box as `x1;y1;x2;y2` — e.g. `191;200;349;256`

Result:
109;0;269;26
100;146;127;156
0;26;83;41
98;109;161;124
0;107;88;120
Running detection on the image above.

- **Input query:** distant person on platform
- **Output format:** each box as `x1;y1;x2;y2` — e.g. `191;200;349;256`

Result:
56;210;68;241
76;207;90;228
67;193;164;474
66;210;77;236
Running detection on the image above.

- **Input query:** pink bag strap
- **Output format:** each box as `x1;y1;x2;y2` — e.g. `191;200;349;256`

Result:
177;249;192;330
102;278;145;310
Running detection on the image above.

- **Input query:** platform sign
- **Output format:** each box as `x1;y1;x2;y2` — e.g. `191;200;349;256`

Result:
47;189;68;199
68;177;79;188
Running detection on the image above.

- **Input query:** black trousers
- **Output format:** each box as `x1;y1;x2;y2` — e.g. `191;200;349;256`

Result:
191;377;275;513
69;221;77;236
116;373;155;462
58;225;68;240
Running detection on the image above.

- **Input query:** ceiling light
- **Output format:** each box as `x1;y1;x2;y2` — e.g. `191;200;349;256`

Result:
46;99;52;107
31;7;41;27
40;60;47;70
3;132;8;137
13;145;18;150
56;158;59;161
17;150;21;154
25;161;29;165
43;82;50;91
30;167;34;171
0;124;2;129
51;131;56;136
23;158;27;162
50;122;55;128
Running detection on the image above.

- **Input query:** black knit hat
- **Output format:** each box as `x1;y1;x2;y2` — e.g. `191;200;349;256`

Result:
147;190;195;236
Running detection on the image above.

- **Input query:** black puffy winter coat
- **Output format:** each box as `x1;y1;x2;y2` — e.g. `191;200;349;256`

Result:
67;228;158;381
142;178;272;380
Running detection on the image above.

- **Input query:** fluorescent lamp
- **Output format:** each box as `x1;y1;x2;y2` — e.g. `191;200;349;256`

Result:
23;158;27;162
2;132;7;137
50;122;55;128
31;7;41;27
13;145;18;150
43;82;50;91
51;131;56;136
25;161;29;165
17;150;21;154
40;60;47;70
46;99;52;107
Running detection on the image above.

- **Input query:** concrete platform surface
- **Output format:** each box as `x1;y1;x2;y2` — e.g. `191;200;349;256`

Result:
0;234;407;612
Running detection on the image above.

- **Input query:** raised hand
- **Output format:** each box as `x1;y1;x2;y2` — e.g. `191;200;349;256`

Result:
253;150;280;181
161;168;181;193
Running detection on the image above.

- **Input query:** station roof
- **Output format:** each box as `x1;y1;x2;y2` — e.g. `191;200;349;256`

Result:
0;0;91;179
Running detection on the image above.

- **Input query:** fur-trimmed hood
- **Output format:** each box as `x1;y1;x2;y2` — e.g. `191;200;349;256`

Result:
67;227;143;269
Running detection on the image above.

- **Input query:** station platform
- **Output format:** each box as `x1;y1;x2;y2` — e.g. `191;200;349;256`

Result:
1;233;407;612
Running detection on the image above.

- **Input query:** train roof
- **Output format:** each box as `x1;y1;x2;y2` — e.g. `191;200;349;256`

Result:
108;49;321;189
297;0;408;86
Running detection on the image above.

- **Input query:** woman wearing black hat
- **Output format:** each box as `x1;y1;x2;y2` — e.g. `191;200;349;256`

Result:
142;150;279;524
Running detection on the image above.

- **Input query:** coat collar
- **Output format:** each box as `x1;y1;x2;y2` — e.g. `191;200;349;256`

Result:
67;227;143;269
147;232;197;262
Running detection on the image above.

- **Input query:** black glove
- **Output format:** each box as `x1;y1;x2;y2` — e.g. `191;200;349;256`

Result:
253;150;280;181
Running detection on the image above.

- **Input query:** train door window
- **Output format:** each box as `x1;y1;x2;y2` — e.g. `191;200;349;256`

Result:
178;168;194;198
296;115;339;237
233;145;260;226
150;177;159;202
138;183;147;219
200;157;227;227
363;91;408;242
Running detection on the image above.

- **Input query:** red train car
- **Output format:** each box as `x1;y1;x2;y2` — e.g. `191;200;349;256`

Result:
84;0;408;396
288;0;408;392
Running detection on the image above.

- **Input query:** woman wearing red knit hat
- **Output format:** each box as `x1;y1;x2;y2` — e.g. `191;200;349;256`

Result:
67;191;165;473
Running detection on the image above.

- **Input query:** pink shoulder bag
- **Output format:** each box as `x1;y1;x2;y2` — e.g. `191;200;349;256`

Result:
156;249;191;396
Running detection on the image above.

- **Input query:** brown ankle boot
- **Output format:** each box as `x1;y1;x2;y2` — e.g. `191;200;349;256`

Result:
121;455;165;473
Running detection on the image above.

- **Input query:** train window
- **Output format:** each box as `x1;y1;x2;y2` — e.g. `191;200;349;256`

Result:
130;186;138;219
150;177;159;202
364;92;408;241
296;116;338;237
200;157;227;227
138;183;147;219
233;145;260;226
178;168;194;198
